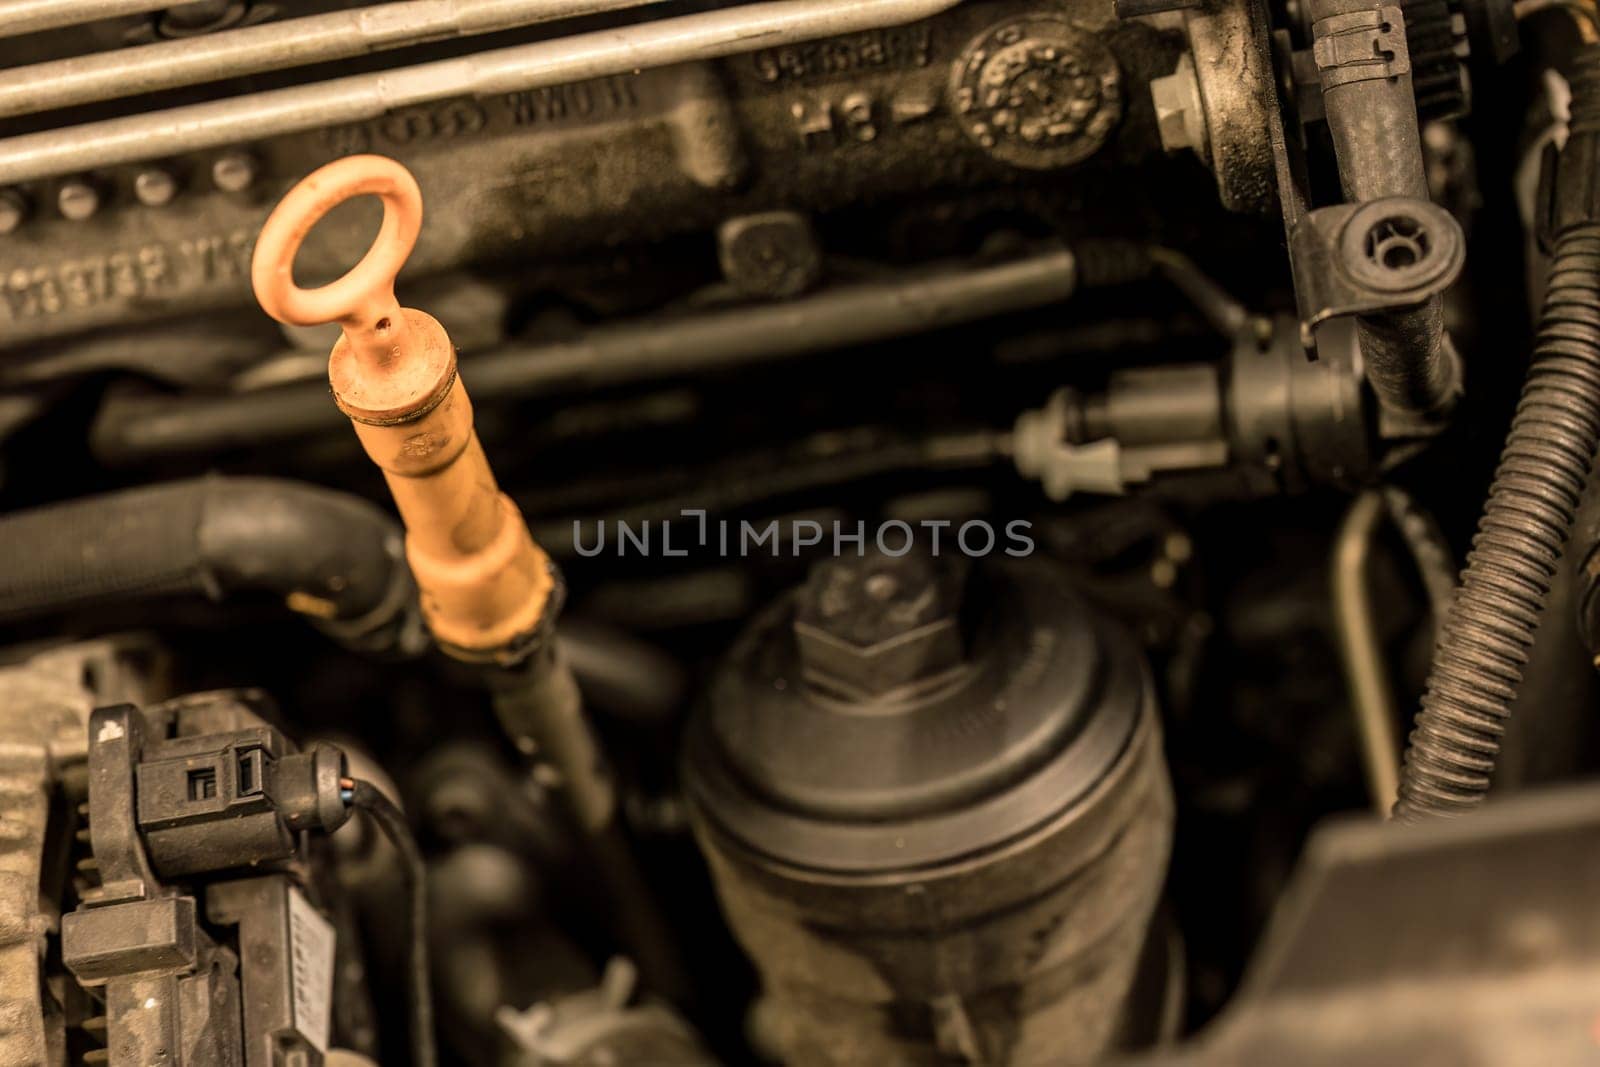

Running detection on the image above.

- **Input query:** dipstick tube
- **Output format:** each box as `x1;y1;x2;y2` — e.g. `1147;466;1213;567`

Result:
251;154;554;660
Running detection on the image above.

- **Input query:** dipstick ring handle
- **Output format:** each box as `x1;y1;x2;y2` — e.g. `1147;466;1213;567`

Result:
250;154;555;660
251;154;421;339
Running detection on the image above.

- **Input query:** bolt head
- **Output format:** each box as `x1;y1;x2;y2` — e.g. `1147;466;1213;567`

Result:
716;211;822;299
793;551;966;699
134;168;178;207
57;180;100;221
0;189;26;234
212;151;258;193
1150;55;1206;157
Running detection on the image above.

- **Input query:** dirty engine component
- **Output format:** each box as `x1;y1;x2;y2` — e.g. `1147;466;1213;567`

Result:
7;2;1600;1067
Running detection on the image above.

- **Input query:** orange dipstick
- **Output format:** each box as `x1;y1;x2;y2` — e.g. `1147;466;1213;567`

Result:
252;155;554;661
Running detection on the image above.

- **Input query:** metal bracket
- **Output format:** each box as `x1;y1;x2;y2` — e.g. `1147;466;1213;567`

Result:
1310;8;1411;89
1289;197;1464;350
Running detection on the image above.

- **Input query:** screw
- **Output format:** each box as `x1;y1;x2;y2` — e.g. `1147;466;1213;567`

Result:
1150;54;1207;157
57;179;100;221
212;151;258;193
134;168;178;207
0;188;27;234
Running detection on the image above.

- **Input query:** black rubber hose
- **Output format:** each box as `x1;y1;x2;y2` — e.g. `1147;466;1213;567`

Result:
0;475;414;649
344;777;437;1067
1395;54;1600;819
1309;0;1458;419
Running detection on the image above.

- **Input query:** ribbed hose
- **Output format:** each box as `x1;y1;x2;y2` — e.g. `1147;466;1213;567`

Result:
1394;225;1600;819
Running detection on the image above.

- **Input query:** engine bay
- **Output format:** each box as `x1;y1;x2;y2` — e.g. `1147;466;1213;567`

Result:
1;1;1598;1065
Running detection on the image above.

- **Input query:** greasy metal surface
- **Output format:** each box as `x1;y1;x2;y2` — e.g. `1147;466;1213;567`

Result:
0;0;673;120
0;0;967;185
1181;0;1278;214
0;0;1177;348
949;12;1124;169
0;0;209;40
0;641;154;1067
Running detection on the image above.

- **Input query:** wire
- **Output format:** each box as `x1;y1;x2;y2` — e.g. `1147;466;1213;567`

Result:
341;777;437;1067
1381;486;1457;639
1147;247;1252;339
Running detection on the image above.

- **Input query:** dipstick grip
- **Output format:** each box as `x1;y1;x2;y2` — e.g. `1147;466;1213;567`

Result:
251;155;553;660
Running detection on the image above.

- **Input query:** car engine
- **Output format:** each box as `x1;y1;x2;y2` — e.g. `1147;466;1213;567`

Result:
1;1;1599;1065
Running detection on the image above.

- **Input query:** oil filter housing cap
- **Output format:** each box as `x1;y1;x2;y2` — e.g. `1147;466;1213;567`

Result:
683;552;1174;1065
